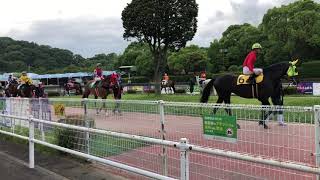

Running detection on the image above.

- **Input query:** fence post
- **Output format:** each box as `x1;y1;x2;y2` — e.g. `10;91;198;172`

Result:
39;98;45;141
179;138;190;180
159;100;168;176
83;98;90;154
315;105;320;180
10;97;15;133
29;115;34;168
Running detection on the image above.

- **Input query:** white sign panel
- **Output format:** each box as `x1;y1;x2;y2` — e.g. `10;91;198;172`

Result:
313;83;320;96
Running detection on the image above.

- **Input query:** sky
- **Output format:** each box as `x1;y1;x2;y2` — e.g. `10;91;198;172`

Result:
0;0;315;57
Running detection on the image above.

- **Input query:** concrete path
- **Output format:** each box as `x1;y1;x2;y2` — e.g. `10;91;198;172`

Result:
0;140;128;180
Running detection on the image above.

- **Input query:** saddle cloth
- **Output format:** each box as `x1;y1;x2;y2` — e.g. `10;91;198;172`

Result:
90;81;101;88
237;74;264;85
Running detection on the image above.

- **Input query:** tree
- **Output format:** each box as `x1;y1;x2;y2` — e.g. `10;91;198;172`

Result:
261;0;320;61
115;42;154;77
122;0;198;92
207;39;223;73
168;45;207;74
219;24;266;67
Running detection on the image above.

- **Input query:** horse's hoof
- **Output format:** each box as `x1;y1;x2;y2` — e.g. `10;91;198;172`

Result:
279;123;287;127
264;124;269;129
258;121;264;126
237;124;241;129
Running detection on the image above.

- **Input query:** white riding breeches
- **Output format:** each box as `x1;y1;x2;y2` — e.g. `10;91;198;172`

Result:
94;77;101;81
243;66;263;75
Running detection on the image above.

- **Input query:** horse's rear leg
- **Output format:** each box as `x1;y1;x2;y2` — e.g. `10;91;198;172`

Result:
223;96;240;129
223;96;232;116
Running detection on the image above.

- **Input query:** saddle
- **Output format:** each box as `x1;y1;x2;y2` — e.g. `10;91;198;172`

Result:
162;80;168;86
237;74;264;85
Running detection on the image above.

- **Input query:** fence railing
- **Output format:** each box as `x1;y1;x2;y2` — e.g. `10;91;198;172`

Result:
0;97;320;179
1;113;320;180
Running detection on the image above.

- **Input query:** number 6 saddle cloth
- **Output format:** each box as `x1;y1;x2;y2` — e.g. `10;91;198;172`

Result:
237;74;264;85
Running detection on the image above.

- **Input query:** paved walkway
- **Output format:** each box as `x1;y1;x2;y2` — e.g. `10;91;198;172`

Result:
0;140;128;180
0;151;64;180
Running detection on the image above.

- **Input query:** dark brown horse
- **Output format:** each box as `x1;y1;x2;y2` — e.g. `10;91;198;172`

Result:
82;75;123;115
82;75;112;114
5;81;19;97
111;82;123;115
18;84;35;98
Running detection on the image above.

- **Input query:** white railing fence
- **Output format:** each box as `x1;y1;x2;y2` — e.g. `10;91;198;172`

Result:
0;98;320;180
0;114;320;179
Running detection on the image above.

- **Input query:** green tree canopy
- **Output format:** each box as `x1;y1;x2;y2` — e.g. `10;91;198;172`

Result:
115;42;154;77
168;45;208;74
122;0;199;86
261;0;320;61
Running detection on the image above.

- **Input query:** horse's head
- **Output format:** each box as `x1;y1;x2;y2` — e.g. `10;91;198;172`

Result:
97;75;110;88
263;59;299;82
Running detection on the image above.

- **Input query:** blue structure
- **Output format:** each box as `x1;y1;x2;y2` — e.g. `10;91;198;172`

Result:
0;71;115;85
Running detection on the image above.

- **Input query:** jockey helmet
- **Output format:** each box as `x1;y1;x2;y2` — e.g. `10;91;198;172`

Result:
96;63;101;67
22;71;27;75
252;43;262;50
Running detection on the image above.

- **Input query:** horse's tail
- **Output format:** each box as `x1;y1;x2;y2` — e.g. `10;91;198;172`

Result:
200;78;216;103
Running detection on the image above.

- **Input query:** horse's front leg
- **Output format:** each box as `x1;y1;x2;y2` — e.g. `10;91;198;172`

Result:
271;96;286;126
95;95;100;115
102;96;110;116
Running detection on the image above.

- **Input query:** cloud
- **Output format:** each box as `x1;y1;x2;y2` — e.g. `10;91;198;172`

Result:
5;0;319;56
191;0;298;47
7;17;129;58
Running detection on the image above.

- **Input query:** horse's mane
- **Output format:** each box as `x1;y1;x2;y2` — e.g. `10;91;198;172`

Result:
263;62;289;74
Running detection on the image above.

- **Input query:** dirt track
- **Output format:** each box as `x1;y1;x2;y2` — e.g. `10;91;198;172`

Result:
57;106;316;180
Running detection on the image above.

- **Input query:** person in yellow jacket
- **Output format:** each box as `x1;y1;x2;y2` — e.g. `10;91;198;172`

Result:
18;71;32;90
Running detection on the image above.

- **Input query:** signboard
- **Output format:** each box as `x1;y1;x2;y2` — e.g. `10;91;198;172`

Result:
203;115;237;143
313;83;320;96
297;82;313;94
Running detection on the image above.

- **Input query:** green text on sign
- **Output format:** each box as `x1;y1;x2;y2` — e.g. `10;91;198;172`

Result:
203;115;237;143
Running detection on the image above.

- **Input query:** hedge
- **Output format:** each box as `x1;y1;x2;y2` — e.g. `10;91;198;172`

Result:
299;61;320;78
122;76;150;83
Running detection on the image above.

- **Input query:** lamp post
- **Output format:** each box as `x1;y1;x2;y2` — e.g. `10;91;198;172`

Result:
219;49;228;68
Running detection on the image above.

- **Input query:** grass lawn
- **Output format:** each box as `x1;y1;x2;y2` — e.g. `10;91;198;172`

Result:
90;134;147;157
122;94;320;106
0;125;145;158
59;93;320;107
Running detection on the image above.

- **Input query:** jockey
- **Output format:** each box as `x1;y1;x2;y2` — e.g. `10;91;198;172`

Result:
5;74;14;89
242;43;263;84
18;71;32;89
199;71;206;85
162;73;169;85
93;63;104;85
110;72;119;86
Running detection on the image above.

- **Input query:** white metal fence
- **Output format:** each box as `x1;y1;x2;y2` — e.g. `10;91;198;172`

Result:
0;98;320;180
